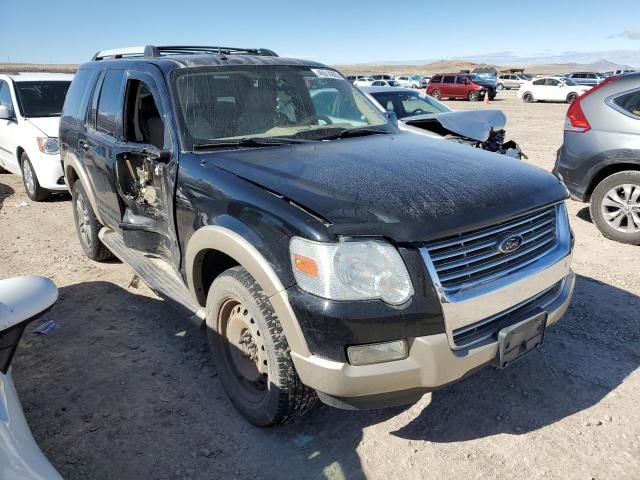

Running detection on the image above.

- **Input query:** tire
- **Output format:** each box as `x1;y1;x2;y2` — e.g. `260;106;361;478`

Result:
522;92;534;103
468;90;480;102
21;152;49;201
206;266;317;426
590;170;640;245
497;83;504;91
430;89;441;100
566;92;578;104
71;180;113;261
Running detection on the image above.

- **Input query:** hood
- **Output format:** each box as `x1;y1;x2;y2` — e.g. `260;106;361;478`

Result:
205;133;567;242
403;110;507;142
471;79;496;88
24;117;60;137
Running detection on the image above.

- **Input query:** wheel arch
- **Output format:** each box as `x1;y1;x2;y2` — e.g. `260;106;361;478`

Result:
186;225;310;356
63;153;105;225
585;161;640;201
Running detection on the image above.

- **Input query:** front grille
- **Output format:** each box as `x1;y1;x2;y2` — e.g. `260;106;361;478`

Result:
424;205;558;292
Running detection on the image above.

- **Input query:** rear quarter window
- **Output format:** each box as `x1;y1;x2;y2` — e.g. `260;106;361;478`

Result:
612;90;640;118
61;69;97;124
96;70;125;136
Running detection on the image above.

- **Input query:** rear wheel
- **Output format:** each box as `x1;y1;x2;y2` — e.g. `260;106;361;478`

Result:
430;89;441;100
590;171;640;245
468;90;480;101
71;181;113;261
21;153;49;201
497;83;504;91
206;266;317;426
566;92;578;103
522;92;534;103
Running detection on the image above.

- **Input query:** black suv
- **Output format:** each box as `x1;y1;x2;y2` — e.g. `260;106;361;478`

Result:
61;45;575;426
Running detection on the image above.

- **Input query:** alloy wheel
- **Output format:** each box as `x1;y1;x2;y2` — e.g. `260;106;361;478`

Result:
22;160;36;196
600;183;640;233
75;192;92;248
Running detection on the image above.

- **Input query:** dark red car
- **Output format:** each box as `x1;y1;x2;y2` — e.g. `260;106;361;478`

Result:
427;73;495;101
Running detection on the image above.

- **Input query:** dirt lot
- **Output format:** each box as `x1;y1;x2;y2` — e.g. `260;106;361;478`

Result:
1;90;639;480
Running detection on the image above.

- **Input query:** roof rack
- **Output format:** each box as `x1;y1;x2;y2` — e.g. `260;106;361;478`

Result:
91;45;278;61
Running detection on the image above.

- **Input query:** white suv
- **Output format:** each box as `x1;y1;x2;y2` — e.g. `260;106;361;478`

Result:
0;73;73;201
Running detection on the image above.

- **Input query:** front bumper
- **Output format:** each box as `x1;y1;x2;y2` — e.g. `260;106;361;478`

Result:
291;268;575;409
30;152;67;191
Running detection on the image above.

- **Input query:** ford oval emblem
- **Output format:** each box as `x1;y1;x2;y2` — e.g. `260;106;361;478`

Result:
497;234;523;253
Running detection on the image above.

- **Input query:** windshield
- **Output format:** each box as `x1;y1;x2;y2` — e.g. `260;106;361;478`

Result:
172;65;390;149
563;78;579;86
14;81;71;117
371;90;451;119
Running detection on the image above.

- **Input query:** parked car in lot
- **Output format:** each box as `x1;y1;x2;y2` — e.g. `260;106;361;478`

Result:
353;76;375;87
0;275;62;479
61;45;574;426
518;76;591;104
362;86;524;158
396;75;428;89
565;72;603;86
0;73;73;200
369;79;402;87
497;74;528;90
602;69;635;77
427;73;496;101
555;73;640;244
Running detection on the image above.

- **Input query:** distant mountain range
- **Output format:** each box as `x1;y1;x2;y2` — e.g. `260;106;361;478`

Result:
360;50;640;70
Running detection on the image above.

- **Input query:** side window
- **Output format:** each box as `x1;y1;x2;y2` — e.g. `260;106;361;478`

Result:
613;90;640;118
455;76;467;84
0;81;14;113
533;79;546;86
442;76;455;84
96;70;125;136
124;79;166;150
431;76;442;83
61;69;95;122
547;79;560;86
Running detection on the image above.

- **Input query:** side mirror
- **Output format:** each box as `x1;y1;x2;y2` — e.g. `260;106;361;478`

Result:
0;105;13;120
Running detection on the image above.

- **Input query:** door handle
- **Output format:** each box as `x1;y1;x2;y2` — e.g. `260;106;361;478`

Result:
78;140;89;151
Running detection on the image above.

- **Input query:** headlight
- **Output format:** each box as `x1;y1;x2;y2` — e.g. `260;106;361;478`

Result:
289;237;414;305
37;137;59;154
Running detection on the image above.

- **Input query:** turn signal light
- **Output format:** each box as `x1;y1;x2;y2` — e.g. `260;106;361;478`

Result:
293;254;319;277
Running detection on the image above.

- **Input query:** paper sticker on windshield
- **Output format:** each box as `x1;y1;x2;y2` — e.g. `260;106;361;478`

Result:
311;68;343;79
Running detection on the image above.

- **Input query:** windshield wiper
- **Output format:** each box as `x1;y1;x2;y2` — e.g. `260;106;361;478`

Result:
193;137;316;151
315;127;389;140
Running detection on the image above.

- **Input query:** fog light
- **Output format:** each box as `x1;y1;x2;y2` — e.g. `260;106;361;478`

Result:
347;340;408;366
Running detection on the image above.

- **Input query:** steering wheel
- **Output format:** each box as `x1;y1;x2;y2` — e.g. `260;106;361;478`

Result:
300;114;334;126
408;108;426;116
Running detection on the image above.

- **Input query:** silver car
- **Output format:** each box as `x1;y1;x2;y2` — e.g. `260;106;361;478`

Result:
497;74;527;90
554;72;640;244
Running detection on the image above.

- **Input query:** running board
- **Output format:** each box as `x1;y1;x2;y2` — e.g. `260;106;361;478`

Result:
98;228;205;328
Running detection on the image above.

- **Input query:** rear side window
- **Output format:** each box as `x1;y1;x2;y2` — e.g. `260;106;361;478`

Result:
533;79;546;85
96;70;125;136
612;90;640;118
455;76;467;84
442;76;455;83
62;70;95;122
430;76;442;83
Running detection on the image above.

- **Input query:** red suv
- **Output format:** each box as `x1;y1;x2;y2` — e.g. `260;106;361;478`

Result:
427;74;488;101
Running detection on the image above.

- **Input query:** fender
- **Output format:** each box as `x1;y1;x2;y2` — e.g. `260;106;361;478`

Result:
63;151;106;226
185;225;311;357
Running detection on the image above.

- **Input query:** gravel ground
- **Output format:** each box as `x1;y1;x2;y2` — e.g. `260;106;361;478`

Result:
1;89;639;480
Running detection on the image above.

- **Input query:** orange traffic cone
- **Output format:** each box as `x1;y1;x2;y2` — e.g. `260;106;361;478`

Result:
484;91;490;105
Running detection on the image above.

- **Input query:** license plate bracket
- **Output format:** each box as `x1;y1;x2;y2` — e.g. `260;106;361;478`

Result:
495;311;547;369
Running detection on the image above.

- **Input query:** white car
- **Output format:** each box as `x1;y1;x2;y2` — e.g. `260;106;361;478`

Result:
395;75;428;89
353;76;375;87
517;76;591;104
0;73;73;201
0;275;62;479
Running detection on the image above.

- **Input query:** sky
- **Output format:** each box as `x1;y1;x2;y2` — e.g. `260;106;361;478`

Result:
2;0;640;65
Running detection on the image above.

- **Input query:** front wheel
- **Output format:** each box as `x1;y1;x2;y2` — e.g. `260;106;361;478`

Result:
21;153;49;201
206;266;317;426
522;92;534;103
430;89;441;100
497;83;504;91
468;90;480;101
590;171;640;245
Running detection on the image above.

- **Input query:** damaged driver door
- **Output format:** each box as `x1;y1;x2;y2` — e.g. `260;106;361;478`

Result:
114;69;180;267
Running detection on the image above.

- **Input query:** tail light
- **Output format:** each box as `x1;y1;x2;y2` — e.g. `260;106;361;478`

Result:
564;76;620;133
